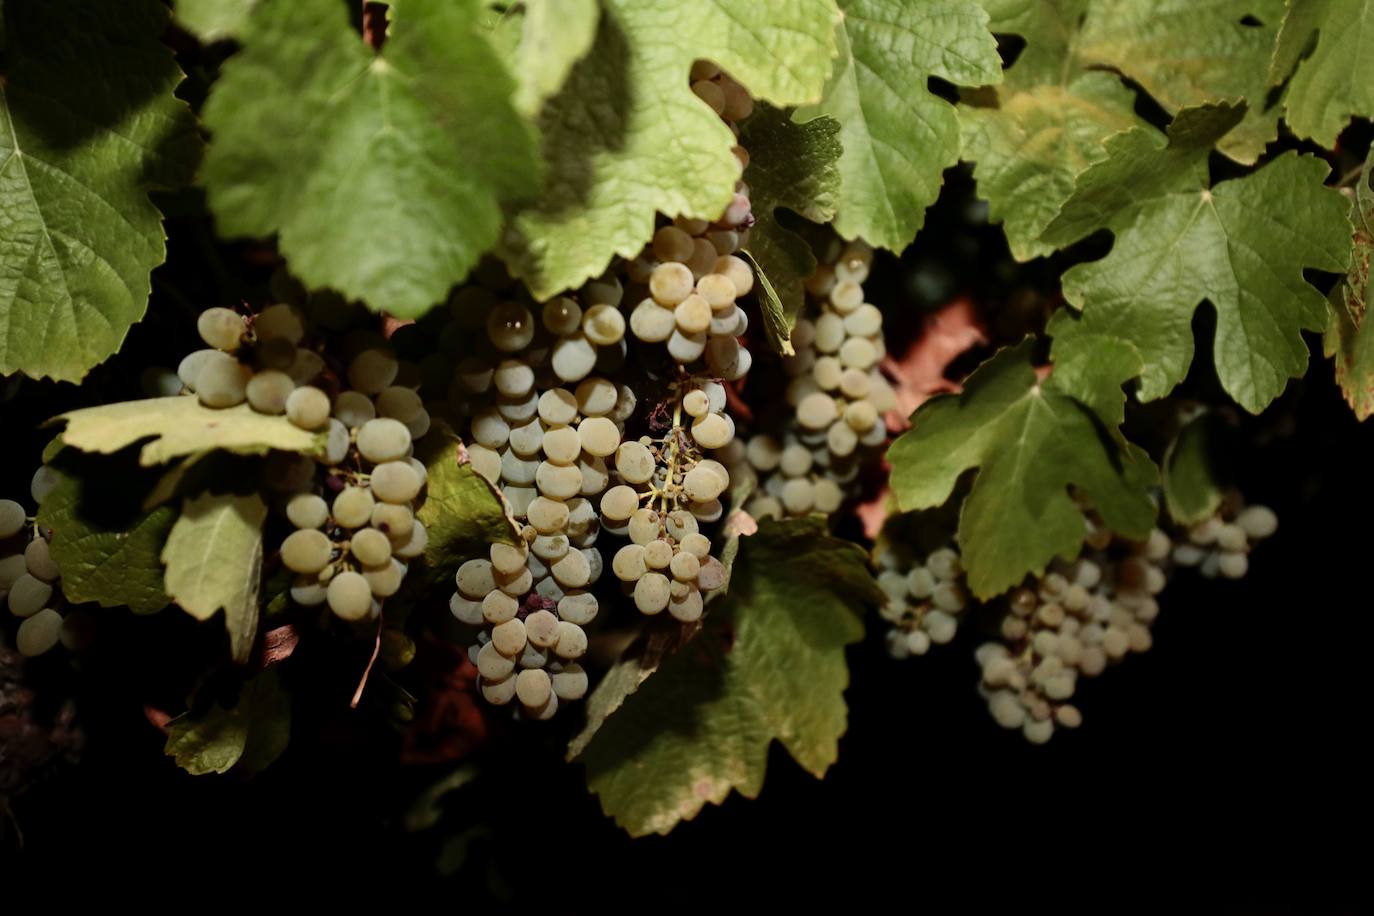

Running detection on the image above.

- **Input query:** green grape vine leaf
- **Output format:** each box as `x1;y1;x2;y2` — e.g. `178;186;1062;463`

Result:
1324;160;1374;418
580;517;880;837
0;0;202;381
1075;0;1286;164
1162;413;1226;524
795;0;1002;250
164;669;291;776
1040;102;1353;413
498;0;843;300
36;455;175;615
174;0;262;43
738;106;843;353
960;0;1149;260
409;423;521;594
162;492;269;664
888;338;1159;599
483;0;600;118
1269;0;1374;147
567;510;748;762
51;397;326;467
201;0;540;318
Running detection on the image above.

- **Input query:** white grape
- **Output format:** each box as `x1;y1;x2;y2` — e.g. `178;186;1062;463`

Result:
196;352;250;408
8;574;53;618
333;486;375;528
327;571;372;620
0;499;27;538
281;529;332;574
350;528;392;566
246;370;294;414
17;608;63;656
197;307;246;351
347;348;399;395
357;418;412;464
634;573;671;614
332;390;376;428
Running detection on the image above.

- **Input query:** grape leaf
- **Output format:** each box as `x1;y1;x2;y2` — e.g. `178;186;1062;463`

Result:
1269;0;1374;147
1040;103;1353;413
738;106;842;353
498;0;842;299
0;0;202;381
201;0;539;318
795;0;1002;250
37;460;175;615
1076;0;1286;164
52;396;326;466
162;492;268;664
483;0;600;117
1324;160;1374;418
1162;413;1226;524
888;339;1159;599
581;517;879;837
165;669;291;776
960;0;1148;260
175;0;261;43
411;423;520;593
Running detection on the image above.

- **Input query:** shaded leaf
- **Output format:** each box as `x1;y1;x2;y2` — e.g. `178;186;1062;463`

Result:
175;0;261;42
499;0;842;299
484;0;600;117
582;517;878;836
1162;413;1226;524
1324;159;1374;418
36;460;174;615
164;669;290;775
738;106;842;353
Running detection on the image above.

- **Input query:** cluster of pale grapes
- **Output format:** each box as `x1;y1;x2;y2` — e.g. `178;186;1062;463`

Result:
737;240;895;520
0;478;93;658
444;70;759;717
976;521;1173;744
876;545;970;659
178;303;432;622
1170;499;1277;579
277;343;432;621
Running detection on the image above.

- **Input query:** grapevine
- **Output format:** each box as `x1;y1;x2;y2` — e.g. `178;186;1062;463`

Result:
0;0;1369;890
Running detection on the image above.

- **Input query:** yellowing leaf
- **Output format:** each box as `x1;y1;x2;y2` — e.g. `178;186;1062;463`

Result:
162;492;269;663
52;396;325;466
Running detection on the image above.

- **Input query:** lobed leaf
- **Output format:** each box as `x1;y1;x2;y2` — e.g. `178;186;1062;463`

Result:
52;397;325;467
0;0;202;381
499;0;843;299
201;0;540;317
888;339;1159;598
581;517;879;836
165;669;291;775
797;0;1002;250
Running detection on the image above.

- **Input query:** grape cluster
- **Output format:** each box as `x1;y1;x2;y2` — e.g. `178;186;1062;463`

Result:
976;524;1172;744
177;302;434;622
0;477;92;658
738;240;896;520
876;545;970;659
442;72;761;716
1170;498;1277;579
278;345;432;621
